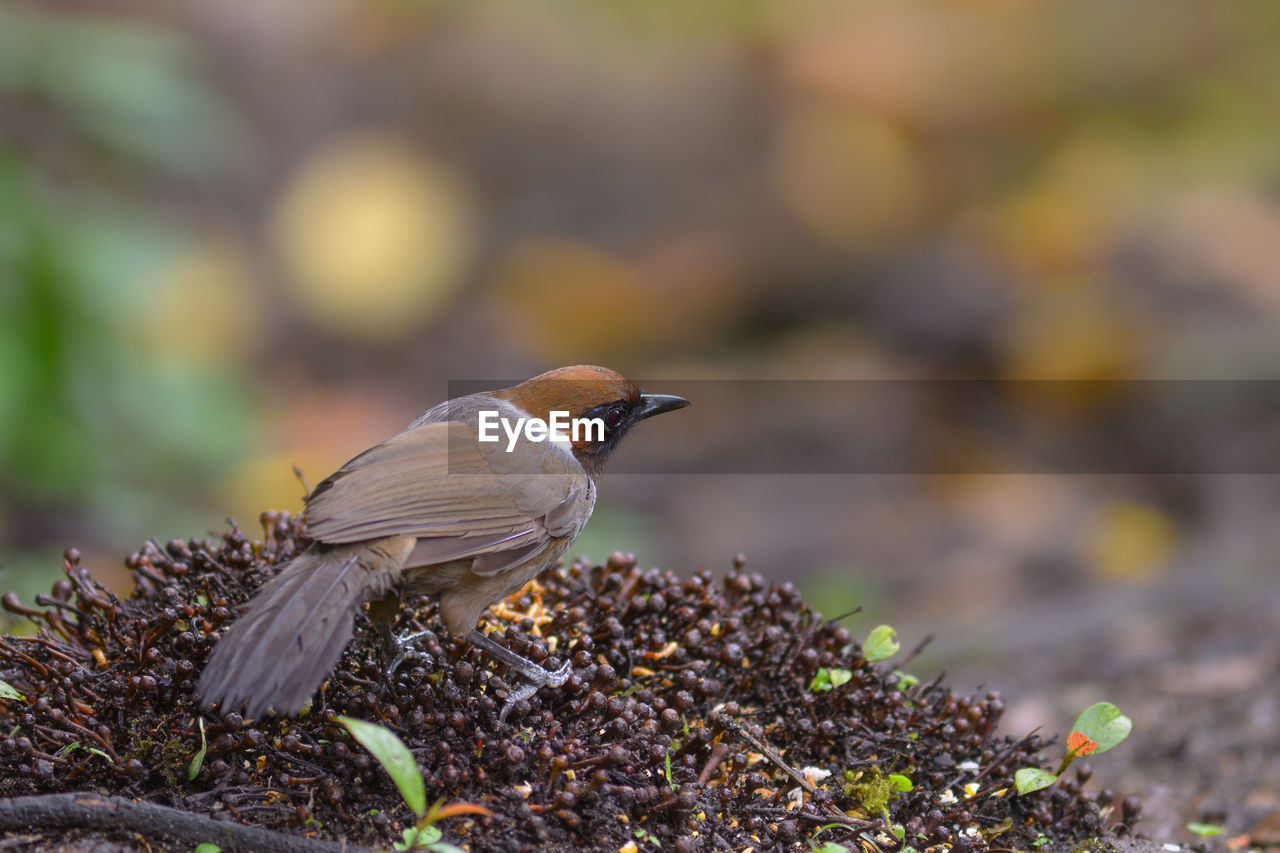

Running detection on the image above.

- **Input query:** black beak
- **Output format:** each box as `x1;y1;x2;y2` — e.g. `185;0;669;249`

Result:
637;392;690;421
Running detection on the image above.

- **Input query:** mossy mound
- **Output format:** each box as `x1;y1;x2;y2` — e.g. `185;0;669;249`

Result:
0;514;1136;851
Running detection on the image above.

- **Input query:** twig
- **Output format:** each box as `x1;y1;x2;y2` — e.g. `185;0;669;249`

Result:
725;718;819;796
724;718;875;830
912;670;947;700
696;741;731;785
293;465;313;498
946;730;1040;792
0;793;366;853
895;632;935;670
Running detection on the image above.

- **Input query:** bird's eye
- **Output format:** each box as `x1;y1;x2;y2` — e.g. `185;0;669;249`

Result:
605;405;627;428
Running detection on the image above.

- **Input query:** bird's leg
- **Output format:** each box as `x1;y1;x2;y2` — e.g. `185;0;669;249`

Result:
467;629;573;686
467;629;572;722
380;622;436;676
371;593;437;678
380;618;571;720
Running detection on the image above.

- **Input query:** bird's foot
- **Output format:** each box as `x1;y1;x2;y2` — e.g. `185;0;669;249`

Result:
497;660;572;723
466;629;572;722
381;624;436;677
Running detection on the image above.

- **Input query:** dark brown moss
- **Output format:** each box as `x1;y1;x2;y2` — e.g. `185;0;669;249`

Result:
0;513;1132;851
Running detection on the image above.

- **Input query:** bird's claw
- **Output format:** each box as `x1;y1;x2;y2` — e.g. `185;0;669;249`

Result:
497;682;538;722
497;659;574;722
386;626;573;721
382;628;434;677
542;659;572;688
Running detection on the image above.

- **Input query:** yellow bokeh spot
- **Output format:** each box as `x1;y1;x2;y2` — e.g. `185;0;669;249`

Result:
772;108;927;246
219;451;318;530
979;131;1148;274
139;233;261;364
271;132;476;339
1089;501;1176;582
1003;281;1135;382
1001;281;1139;419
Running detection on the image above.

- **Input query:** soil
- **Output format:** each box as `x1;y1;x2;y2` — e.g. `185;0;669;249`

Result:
0;514;1150;852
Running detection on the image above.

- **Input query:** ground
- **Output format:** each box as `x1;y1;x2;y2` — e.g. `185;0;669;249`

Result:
0;513;1148;852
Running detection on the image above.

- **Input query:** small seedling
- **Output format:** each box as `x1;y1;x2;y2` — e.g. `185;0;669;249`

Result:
891;670;919;692
0;681;25;703
194;844;221;853
1014;702;1132;794
887;774;913;792
337;715;491;851
1187;822;1224;838
810;667;853;693
634;826;661;848
810;821;858;852
188;717;207;781
863;625;900;662
810;843;852;853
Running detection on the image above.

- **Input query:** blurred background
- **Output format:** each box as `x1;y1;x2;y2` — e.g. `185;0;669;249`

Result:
3;0;1280;837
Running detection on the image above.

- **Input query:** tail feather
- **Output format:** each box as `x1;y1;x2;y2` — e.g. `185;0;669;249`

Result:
197;538;410;719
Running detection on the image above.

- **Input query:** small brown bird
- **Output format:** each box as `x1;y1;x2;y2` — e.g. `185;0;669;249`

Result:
197;365;688;720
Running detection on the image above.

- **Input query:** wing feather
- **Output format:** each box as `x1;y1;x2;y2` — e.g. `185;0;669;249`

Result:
302;421;590;574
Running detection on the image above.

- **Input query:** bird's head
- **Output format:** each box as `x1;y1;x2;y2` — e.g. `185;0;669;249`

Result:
493;365;689;477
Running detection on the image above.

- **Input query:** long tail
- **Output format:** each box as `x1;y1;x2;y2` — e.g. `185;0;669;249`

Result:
197;536;412;719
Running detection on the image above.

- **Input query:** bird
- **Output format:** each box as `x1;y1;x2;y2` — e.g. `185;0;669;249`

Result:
196;365;689;721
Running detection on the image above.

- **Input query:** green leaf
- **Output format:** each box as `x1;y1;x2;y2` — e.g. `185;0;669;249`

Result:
809;667;854;693
813;822;854;840
1187;822;1224;837
1014;767;1058;794
892;670;919;691
337;716;426;817
0;680;26;702
812;843;852;853
194;845;222;853
635;826;662;848
427;844;466;853
863;625;900;662
397;821;444;850
888;773;913;792
1070;702;1132;753
188;716;207;781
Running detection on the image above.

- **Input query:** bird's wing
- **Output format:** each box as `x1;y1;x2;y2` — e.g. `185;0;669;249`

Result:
302;422;589;575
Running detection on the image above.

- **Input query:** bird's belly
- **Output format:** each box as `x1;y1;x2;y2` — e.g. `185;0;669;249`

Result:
399;534;573;599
